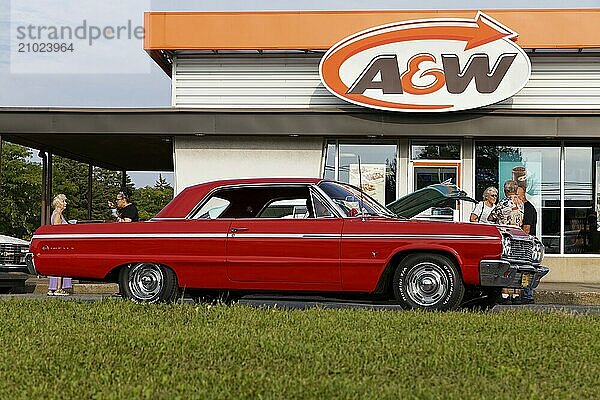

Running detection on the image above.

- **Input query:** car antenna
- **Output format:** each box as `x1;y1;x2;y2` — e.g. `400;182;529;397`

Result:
358;155;365;221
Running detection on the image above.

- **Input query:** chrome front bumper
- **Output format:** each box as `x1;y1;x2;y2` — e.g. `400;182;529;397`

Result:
479;260;549;289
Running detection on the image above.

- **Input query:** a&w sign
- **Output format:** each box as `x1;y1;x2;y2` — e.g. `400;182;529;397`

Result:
319;12;531;112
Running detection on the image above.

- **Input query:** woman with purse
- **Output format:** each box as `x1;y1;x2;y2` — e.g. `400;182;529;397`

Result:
469;186;498;223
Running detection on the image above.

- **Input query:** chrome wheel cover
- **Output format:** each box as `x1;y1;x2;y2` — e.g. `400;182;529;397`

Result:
404;262;449;307
128;263;164;301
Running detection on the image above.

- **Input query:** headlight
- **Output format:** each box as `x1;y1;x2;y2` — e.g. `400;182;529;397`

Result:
531;240;545;263
502;235;512;257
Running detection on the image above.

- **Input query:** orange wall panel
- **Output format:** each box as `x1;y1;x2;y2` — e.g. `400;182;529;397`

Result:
144;9;600;50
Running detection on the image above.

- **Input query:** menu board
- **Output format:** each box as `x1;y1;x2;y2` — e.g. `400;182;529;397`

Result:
349;163;386;204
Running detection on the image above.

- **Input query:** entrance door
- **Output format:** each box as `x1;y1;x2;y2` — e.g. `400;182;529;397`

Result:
410;162;461;221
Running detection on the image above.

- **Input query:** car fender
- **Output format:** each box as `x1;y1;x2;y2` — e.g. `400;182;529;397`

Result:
384;243;464;271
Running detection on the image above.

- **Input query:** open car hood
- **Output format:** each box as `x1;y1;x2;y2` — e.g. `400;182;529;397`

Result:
386;183;476;218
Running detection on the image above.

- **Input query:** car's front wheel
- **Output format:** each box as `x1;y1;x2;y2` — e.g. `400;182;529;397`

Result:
393;253;465;311
119;263;179;303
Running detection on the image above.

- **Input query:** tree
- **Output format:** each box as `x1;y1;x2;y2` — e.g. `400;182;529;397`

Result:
52;155;91;221
90;167;134;221
154;174;170;190
0;143;42;239
133;177;174;221
1;145;173;236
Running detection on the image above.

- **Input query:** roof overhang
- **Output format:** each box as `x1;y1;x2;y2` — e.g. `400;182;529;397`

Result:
3;107;600;172
0;108;174;171
144;9;600;76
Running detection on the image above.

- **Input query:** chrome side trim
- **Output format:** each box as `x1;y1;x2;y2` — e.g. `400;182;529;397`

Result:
32;233;228;240
32;233;497;241
232;233;341;239
341;234;498;240
229;233;496;240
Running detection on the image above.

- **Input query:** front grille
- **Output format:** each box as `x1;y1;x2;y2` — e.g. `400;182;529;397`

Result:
509;239;533;262
0;243;29;266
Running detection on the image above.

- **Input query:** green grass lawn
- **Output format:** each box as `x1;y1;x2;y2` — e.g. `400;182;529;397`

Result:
1;300;599;400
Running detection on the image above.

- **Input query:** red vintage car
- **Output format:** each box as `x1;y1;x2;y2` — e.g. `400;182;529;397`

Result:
27;178;548;310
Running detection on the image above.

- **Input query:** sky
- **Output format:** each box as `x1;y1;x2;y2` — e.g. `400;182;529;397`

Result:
1;0;599;186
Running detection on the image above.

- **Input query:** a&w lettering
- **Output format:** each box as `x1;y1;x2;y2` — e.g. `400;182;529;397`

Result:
349;53;517;95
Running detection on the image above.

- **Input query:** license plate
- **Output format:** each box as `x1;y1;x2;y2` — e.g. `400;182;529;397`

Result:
521;274;530;287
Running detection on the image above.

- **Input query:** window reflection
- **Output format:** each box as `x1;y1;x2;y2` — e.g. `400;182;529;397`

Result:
475;145;560;253
325;143;397;205
411;141;460;160
564;147;600;254
324;143;336;180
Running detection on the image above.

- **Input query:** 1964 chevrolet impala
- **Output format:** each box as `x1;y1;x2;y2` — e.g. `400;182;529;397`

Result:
27;178;548;310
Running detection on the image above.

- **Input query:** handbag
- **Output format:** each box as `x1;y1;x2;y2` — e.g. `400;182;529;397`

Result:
476;202;485;222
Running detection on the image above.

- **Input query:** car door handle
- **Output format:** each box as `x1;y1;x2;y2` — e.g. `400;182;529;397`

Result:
230;227;249;233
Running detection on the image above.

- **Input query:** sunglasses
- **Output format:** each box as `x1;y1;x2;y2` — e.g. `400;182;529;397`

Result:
489;194;498;198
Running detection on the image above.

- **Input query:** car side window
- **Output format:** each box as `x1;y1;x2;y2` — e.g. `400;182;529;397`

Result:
192;196;230;219
257;198;310;219
189;185;320;219
312;192;335;218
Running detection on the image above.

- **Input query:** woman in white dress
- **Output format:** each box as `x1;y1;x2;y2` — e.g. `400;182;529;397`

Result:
470;186;498;223
47;194;73;296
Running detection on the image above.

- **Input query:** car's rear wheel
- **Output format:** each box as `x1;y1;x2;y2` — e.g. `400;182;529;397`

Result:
119;263;179;303
393;253;464;311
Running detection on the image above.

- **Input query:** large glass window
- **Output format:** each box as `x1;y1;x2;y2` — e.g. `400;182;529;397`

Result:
475;144;560;253
411;141;460;160
563;147;600;254
324;143;336;180
324;142;397;205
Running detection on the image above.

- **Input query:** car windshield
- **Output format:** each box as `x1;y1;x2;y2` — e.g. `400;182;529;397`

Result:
318;181;396;218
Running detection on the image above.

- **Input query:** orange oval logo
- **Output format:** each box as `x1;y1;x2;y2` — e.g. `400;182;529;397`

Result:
319;12;531;112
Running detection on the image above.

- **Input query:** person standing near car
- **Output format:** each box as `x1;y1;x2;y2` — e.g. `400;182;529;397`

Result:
470;186;498;223
517;185;538;304
488;180;524;304
487;180;523;227
108;191;139;222
47;194;72;296
517;186;537;236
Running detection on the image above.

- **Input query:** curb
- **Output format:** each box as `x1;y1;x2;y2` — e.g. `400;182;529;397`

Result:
28;283;119;295
535;290;600;306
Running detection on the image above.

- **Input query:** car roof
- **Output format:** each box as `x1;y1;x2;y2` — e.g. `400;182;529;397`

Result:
189;177;322;189
156;177;324;218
